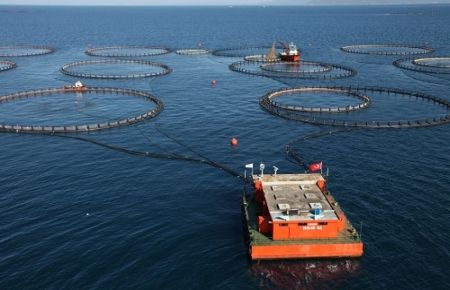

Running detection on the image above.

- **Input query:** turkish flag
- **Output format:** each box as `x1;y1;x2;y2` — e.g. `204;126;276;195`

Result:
308;162;323;172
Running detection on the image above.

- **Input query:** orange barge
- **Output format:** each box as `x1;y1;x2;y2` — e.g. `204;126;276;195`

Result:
242;172;363;260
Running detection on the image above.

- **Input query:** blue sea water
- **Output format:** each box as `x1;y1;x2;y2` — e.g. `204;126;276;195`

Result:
0;5;449;290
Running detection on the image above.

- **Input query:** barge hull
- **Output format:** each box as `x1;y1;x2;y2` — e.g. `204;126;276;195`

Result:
250;243;363;260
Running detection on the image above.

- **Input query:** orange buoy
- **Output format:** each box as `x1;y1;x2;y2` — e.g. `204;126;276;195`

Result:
230;137;238;146
211;79;217;86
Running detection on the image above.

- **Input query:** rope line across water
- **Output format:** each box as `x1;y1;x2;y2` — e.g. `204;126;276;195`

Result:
285;129;357;169
0;87;164;133
6;132;245;181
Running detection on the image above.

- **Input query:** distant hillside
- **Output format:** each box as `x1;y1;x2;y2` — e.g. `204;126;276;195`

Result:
263;0;450;5
306;0;450;4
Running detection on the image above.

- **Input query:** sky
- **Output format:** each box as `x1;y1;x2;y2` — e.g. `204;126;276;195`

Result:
0;0;449;5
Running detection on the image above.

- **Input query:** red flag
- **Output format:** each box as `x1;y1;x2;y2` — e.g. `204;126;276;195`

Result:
308;161;322;172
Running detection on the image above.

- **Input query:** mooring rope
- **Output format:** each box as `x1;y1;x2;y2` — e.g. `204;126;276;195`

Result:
49;133;245;180
153;125;216;164
285;128;358;170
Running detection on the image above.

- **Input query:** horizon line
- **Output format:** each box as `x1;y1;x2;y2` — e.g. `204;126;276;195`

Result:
1;3;450;6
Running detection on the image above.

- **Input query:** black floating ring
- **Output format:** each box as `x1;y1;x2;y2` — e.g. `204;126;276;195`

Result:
340;44;433;56
212;46;281;57
175;49;210;55
243;54;280;62
260;86;450;129
264;87;371;113
393;57;450;74
260;61;333;74
85;46;171;57
60;59;172;79
0;87;164;134
229;60;356;80
412;57;450;69
0;60;17;72
0;45;55;57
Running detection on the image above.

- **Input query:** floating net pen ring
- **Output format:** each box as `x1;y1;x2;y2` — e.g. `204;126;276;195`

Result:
260;61;334;74
0;87;164;134
243;54;280;62
412;57;450;69
85;46;171;57
260;86;450;129
229;60;356;80
60;59;172;79
175;49;210;55
263;87;371;113
393;57;450;74
340;44;433;56
0;60;17;72
0;45;55;57
212;46;281;57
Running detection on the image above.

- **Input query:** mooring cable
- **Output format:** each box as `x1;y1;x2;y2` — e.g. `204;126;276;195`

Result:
153;125;217;164
46;133;245;180
285;128;358;170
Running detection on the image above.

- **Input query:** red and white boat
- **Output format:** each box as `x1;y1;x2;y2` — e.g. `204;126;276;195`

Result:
279;42;301;62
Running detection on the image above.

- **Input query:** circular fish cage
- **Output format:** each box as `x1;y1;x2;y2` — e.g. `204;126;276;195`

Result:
263;87;371;113
0;60;17;72
260;61;333;74
60;59;172;79
0;45;55;57
412;57;450;68
175;48;210;55
229;60;356;80
260;86;450;129
394;57;450;74
0;87;164;134
212;46;281;58
244;54;280;62
340;44;433;56
85;46;171;57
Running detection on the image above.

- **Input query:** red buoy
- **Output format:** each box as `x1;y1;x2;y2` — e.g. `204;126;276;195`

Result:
230;137;238;146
